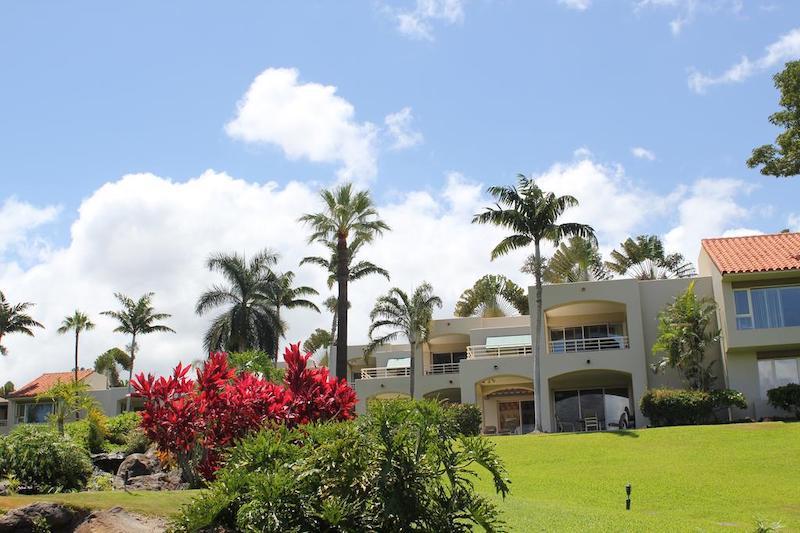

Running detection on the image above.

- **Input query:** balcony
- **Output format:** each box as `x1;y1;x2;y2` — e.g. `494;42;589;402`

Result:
360;366;410;379
549;336;630;354
425;362;460;375
467;344;532;359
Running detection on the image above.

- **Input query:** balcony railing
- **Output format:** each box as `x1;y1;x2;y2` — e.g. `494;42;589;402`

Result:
360;366;410;379
466;345;532;359
425;362;460;375
548;336;629;353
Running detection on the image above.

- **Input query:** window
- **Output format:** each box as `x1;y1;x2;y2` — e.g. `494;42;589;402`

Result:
548;323;626;352
432;352;468;366
757;357;800;399
553;387;632;426
734;285;800;330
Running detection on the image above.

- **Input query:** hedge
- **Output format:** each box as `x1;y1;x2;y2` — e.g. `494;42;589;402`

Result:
640;388;747;427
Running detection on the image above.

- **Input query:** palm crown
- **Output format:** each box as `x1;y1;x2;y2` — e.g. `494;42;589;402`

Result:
58;310;96;383
606;234;695;280
538;235;609;283
0;290;44;356
454;275;528;318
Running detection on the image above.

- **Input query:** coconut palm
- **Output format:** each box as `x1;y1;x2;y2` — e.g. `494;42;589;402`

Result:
300;238;390;291
365;282;442;398
0;290;44;356
454;275;528;318
102;292;174;411
269;271;319;361
94;347;132;387
606;234;694;280
195;249;281;355
57;311;96;384
299;183;390;381
473;175;595;432
533;235;609;283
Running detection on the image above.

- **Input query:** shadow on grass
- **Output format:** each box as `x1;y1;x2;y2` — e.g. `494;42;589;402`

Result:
609;429;639;438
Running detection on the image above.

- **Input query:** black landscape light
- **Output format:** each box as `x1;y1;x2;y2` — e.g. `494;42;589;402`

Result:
625;483;632;510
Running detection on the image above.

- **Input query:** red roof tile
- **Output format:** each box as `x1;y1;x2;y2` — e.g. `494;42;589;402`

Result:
702;232;800;275
8;370;95;398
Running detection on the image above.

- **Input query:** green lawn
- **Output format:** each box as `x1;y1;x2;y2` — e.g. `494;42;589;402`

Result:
1;422;797;531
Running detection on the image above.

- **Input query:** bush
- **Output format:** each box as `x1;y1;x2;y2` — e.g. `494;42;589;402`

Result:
86;472;114;491
105;412;141;445
640;388;747;427
445;403;482;436
123;428;151;455
0;425;92;492
64;409;108;453
173;399;510;532
767;383;800;418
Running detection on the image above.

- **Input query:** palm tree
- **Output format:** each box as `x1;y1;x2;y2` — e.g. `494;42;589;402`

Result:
0;290;44;356
195;249;281;355
532;235;609;283
454;275;528;318
303;328;333;362
57;311;96;384
102;292;174;411
1;381;13;396
365;282;442;398
269;271;319;361
299;183;390;381
606;234;694;280
94;347;132;387
300;238;390;291
473;175;595;432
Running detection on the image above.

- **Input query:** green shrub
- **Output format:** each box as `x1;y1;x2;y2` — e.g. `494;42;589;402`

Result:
445;403;482;436
173;399;510;532
86;472;114;492
105;412;141;445
0;425;92;492
767;383;800;418
640;388;747;427
123;427;151;455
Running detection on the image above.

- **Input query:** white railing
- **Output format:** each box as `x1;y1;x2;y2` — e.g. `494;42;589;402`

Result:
425;362;460;375
466;345;532;359
360;366;411;379
548;336;629;353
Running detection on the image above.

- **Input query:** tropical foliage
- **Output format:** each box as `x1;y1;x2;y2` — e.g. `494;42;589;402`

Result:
767;383;800;418
652;281;720;391
473;175;595;431
35;379;99;435
454;274;528;317
226;349;284;382
0;290;44;356
300;183;390;380
93;347;132;387
640;388;747;427
269;270;319;359
57;310;96;383
606;234;694;280
536;235;609;283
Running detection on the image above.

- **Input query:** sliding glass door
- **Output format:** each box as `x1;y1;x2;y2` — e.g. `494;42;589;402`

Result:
553;387;631;428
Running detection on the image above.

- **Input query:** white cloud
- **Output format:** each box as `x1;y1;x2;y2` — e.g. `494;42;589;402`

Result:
558;0;592;11
394;0;465;41
721;227;764;238
384;107;424;150
573;147;593;160
636;0;744;36
0;197;60;256
631;147;657;161
225;68;379;183
689;28;800;93
788;213;800;231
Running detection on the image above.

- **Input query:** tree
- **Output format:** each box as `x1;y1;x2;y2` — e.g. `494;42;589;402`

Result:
300;238;390;291
1;381;13;396
606;234;694;280
102;292;175;411
473;175;595;432
36;379;99;435
303;328;333;362
94;347;132;387
227;350;284;383
454;275;528;318
652;281;720;391
269;271;319;361
0;290;44;356
195;250;281;356
533;235;609;283
366;283;442;398
747;61;800;178
299;183;390;381
57;311;96;384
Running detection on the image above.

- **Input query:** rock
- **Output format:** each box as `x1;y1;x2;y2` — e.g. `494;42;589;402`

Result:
0;502;88;533
0;481;8;496
116;453;160;480
90;452;126;475
74;506;167;533
113;470;187;491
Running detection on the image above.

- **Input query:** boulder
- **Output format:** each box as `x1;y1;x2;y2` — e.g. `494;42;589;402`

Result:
90;452;126;475
0;502;88;533
116;453;159;480
113;470;187;491
0;481;8;497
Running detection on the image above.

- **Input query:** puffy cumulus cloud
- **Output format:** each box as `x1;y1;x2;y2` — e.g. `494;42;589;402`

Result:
0;197;60;256
689;28;800;93
225;68;379;183
384;107;424;150
631;146;656;161
558;0;592;11
393;0;465;41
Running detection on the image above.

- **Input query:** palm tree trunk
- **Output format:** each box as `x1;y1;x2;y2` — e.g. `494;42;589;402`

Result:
273;306;281;363
126;332;136;412
409;341;416;399
533;239;544;432
74;331;80;420
336;235;349;381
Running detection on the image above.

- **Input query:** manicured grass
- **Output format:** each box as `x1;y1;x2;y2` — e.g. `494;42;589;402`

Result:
475;421;800;532
0;490;200;517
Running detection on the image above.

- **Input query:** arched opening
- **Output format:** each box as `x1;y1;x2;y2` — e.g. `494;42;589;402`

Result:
424;388;461;404
476;375;534;435
548;369;634;431
544;300;629;354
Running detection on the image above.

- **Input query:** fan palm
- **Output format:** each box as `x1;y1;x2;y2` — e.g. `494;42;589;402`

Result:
102;292;174;411
473;175;595;432
196;249;282;356
606;234;694;280
57;311;96;384
454;275;528;318
0;290;44;356
365;282;442;398
269;271;319;360
534;235;609;283
299;183;390;381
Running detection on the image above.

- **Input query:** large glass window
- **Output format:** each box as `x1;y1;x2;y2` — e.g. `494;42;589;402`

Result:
548;323;626;352
735;286;800;330
553;387;632;428
757;357;800;399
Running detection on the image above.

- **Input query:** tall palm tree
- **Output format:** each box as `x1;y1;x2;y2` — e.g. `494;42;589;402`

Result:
57;311;96;384
0;290;44;356
606;234;694;280
299;183;390;381
195;249;281;355
102;292;174;411
473;175;595;432
533;235;609;283
269;271;319;361
454;275;528;318
365;282;442;398
300;238;390;291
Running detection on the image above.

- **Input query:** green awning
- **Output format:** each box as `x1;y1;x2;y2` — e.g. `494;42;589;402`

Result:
485;335;532;349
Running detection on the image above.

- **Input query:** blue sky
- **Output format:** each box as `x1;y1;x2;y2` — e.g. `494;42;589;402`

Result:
2;0;800;383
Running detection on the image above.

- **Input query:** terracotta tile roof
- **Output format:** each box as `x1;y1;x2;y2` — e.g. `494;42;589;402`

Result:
702;232;800;275
8;370;95;398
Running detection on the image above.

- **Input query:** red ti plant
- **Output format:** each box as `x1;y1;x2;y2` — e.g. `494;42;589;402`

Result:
132;343;356;485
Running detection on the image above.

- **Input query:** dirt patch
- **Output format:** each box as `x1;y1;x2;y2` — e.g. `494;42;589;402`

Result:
74;507;167;533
